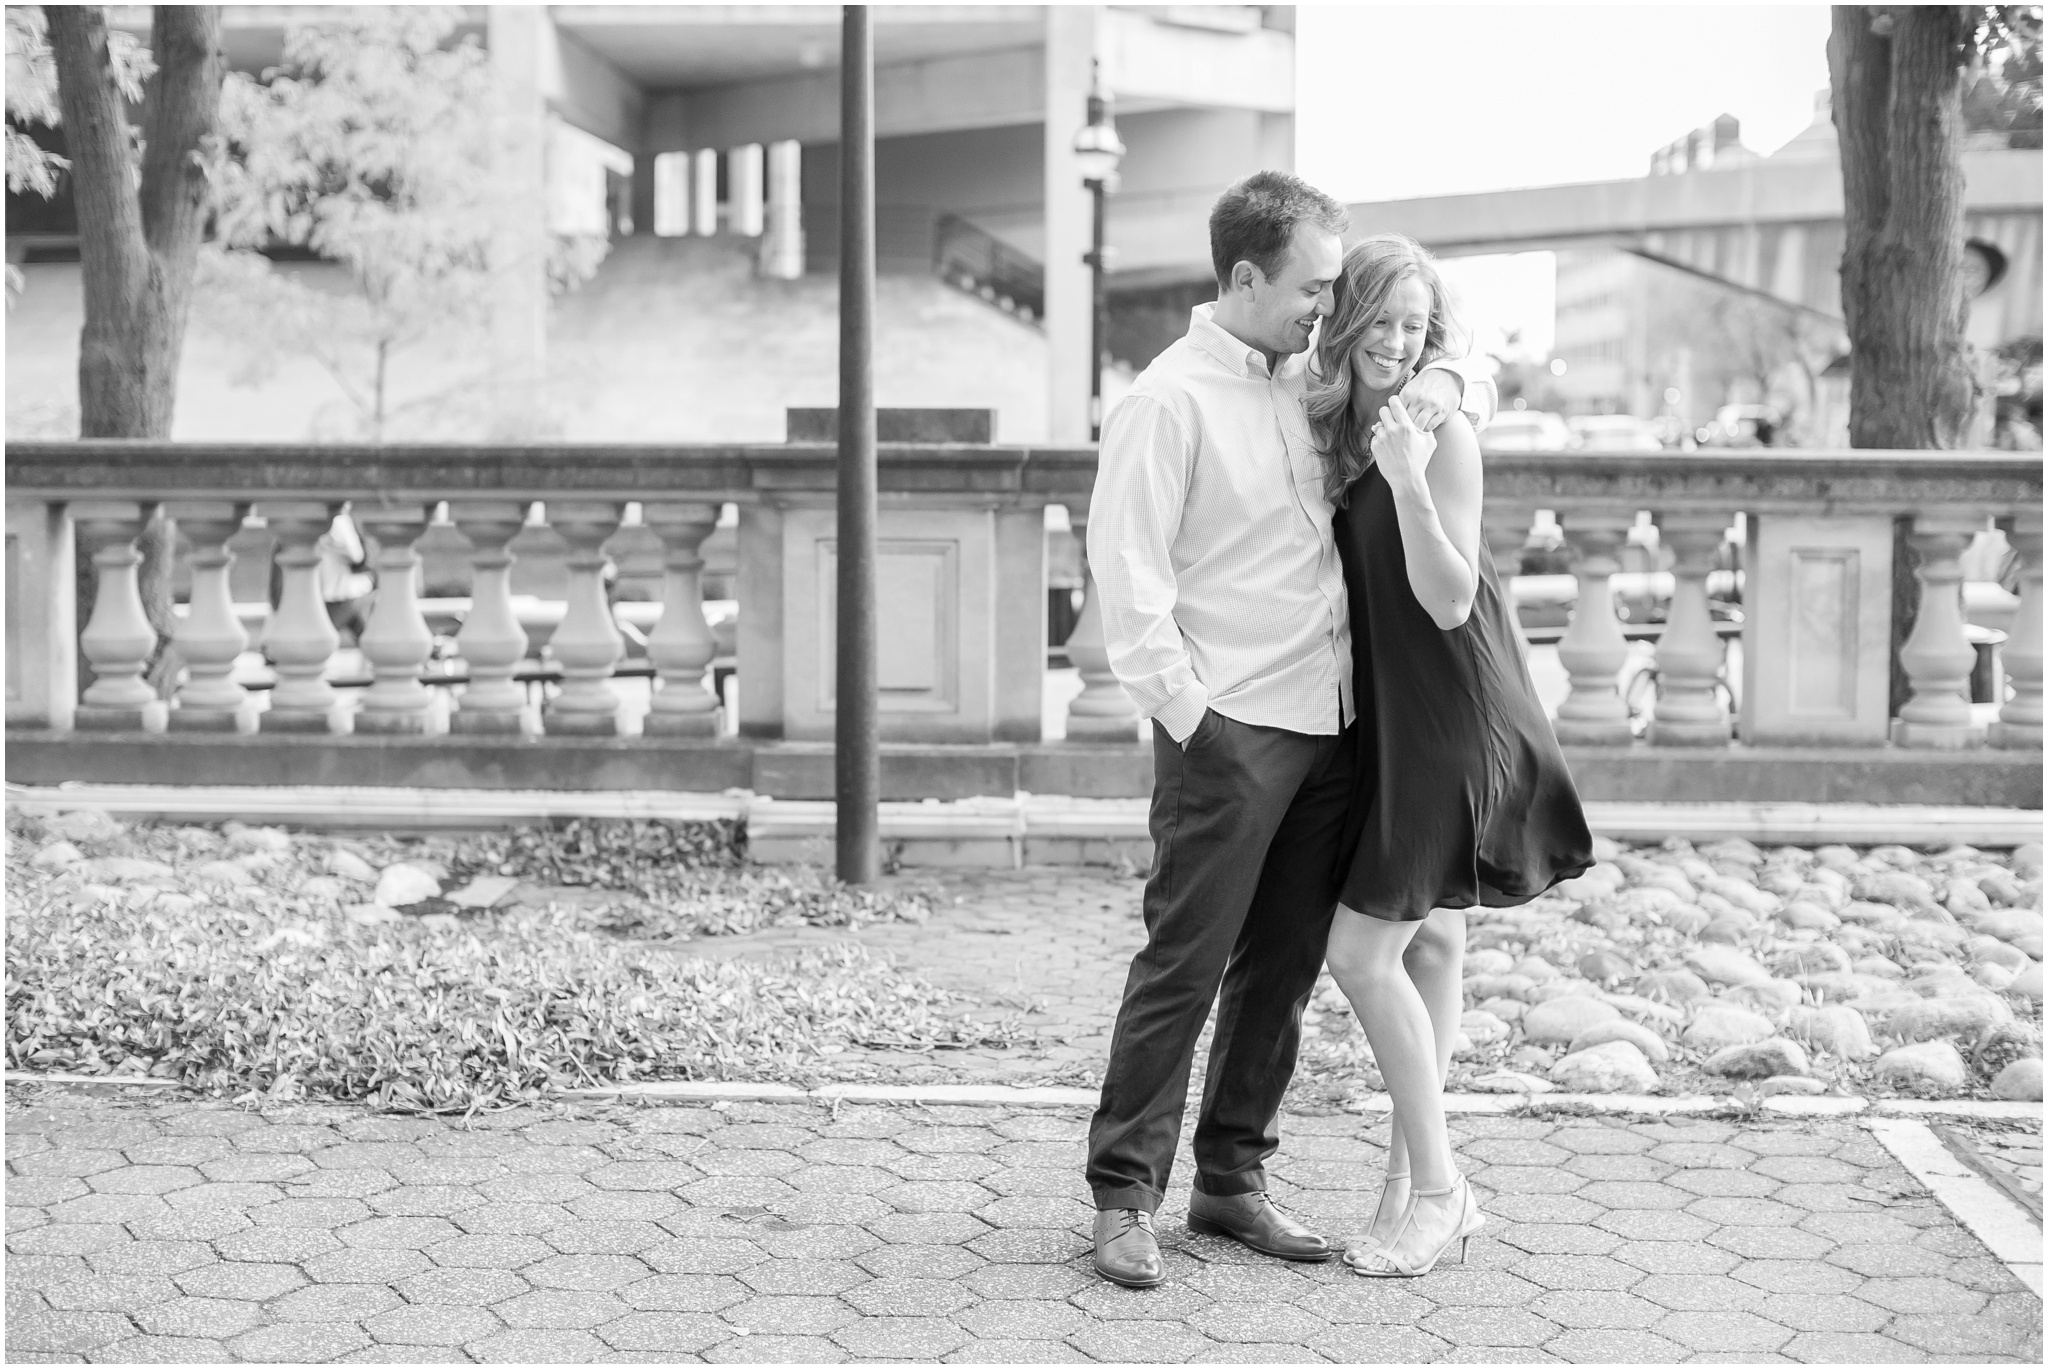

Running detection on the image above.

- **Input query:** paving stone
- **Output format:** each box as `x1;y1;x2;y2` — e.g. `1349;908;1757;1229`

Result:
1630;1272;1766;1313
1728;1258;1866;1296
1854;1275;1988;1315
1756;1291;1894;1333
1653;1309;1792;1353
40;1274;180;1313
1498;1223;1625;1256
172;1261;305;1301
48;1192;174;1226
1190;1343;1329;1364
199;1154;316;1184
364;1303;504;1347
9;1223;133;1257
862;1210;994;1246
424;1233;552;1269
1686;1196;1806;1227
1069;1278;1216;1321
465;1327;610;1363
452;1202;573;1236
1483;1194;1606;1227
567;1190;687;1224
133;1295;264;1338
214;1224;343;1263
85;1165;203;1196
525;1253;651;1292
840;1275;977;1316
735;1258;870;1296
597;1311;733;1354
4;1308;137;1354
542;1220;668;1255
1296;1279;1434;1325
1589;1208;1715;1243
1506;1254;1642;1293
493;1288;632;1329
950;1298;1087;1340
1528;1288;1666;1330
715;1292;855;1335
1418;1306;1561;1349
700;1332;848;1363
1707;1224;1836;1261
945;1336;1095;1363
1306;1323;1452;1362
1484;1165;1591;1195
642;1237;766;1275
87;1335;234;1363
13;1150;127;1180
255;1197;374;1228
83;1241;211;1277
1777;1332;1932;1362
272;1282;405;1322
301;1248;435;1285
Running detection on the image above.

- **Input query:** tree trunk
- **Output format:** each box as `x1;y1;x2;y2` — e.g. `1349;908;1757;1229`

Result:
1830;4;1979;450
48;6;226;691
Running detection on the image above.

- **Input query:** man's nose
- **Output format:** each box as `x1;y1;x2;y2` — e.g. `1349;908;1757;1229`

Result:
1313;288;1334;317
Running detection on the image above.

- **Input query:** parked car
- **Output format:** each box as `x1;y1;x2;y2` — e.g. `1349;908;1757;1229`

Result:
1567;414;1666;452
1481;409;1571;451
1704;404;1782;448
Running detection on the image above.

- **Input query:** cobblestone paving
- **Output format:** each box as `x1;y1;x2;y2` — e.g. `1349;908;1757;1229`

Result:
7;1088;2042;1364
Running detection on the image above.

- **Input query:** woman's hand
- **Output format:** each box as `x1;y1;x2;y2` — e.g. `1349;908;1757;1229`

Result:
1371;393;1437;493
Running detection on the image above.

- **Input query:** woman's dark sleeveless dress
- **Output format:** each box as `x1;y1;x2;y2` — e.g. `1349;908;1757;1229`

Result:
1334;461;1594;921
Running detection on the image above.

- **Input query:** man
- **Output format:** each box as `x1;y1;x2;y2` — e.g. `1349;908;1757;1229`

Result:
1084;170;1496;1288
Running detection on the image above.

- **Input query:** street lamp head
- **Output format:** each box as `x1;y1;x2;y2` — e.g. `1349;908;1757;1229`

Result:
1074;64;1125;190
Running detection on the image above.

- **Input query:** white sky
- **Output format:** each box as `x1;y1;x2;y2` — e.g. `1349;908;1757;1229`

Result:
1295;4;1837;358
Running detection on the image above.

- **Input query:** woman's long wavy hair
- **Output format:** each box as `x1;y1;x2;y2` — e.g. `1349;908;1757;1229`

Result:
1306;233;1461;503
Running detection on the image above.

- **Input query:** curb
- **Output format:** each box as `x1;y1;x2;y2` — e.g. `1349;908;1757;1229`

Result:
1870;1117;2044;1297
9;1072;2040;1121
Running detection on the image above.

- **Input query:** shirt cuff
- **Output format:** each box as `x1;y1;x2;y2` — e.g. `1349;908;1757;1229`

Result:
1152;681;1211;745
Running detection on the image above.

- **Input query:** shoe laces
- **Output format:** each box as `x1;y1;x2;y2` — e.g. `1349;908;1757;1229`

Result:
1111;1208;1155;1237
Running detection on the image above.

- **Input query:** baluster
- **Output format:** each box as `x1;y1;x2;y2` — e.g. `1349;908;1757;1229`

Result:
1893;513;1985;749
643;502;723;737
1483;505;1534;653
258;502;343;732
448;500;531;735
71;501;163;731
352;504;436;735
544;501;625;736
1648;511;1732;746
1062;508;1143;742
1553;509;1636;745
163;501;253;732
1991;511;2042;749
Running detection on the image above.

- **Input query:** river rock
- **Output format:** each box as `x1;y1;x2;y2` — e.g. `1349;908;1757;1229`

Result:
1972;1022;2042;1076
345;903;403;926
1977;869;2028;906
1550;1040;1659;1094
1466;973;1538;1005
1685;946;1774;989
2008;962;2044;1001
1973;962;2019;992
1682;1003;1777;1052
1699;919;1754;946
1774;943;1852;977
1813;845;1861;871
1795;971;1888;1004
1887;995;2014;1044
1522;996;1622;1044
1723;979;1803;1014
2013;843;2044;880
225;824;293;854
374;863;442;909
1461;1010;1513;1047
1975;909;2046;944
1906;965;1981;998
31;840;83;868
1660;904;1714;935
1866;844;1921;868
1513;956;1562;983
1701;837;1765;867
1964;936;2031;970
1873;1040;1968;1090
1636;865;1699;900
1639;968;1712;1005
1775;902;1841;932
1468;1071;1554;1094
1703;1037;1809;1079
1530;978;1606;1004
44;809;124;845
446;875;520;910
1759;868;1807;899
1611;886;1687;922
191;860;253;886
1852;954;1905;980
1783;1004;1877;1060
1839;902;1909;931
1577;950;1635;986
1464;948;1516;977
1757;1076;1827;1097
295;876;349;905
1602;993;1686;1028
76;856;177;884
1992;1058;2044;1101
1510;1044;1557;1072
1701;876;1778;917
1853;869;1941;915
1569;1018;1670;1063
1944;879;1993;919
152;893;196;916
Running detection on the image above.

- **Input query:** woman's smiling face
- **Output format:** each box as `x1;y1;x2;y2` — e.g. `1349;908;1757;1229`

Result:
1349;272;1432;393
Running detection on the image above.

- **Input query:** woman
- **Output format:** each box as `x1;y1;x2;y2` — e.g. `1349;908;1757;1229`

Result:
1306;234;1594;1278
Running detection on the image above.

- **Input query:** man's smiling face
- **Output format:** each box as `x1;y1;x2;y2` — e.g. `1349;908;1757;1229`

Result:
1239;222;1344;361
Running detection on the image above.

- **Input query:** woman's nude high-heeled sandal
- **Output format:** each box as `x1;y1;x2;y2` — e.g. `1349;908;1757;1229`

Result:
1340;1171;1409;1270
1348;1174;1484;1278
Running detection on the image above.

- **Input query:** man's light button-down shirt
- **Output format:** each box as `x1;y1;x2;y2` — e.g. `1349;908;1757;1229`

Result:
1086;304;1355;741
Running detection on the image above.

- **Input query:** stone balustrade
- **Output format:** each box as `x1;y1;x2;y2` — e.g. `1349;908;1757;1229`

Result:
4;440;2041;809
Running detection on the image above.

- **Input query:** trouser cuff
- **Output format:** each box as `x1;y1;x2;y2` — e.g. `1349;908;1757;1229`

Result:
1192;1170;1268;1199
1091;1184;1162;1215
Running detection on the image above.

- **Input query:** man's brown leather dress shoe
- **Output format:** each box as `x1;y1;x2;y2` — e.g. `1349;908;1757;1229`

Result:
1093;1208;1163;1287
1185;1190;1333;1261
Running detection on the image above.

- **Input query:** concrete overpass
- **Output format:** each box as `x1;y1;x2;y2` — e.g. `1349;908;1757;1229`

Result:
1344;148;2042;343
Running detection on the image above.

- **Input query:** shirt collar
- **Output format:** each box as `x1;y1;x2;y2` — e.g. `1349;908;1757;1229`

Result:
1187;303;1309;382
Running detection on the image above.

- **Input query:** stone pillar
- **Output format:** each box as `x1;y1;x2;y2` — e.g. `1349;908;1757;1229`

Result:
1893;513;1985;749
1063;507;1141;742
6;497;76;731
164;501;252;732
544;501;625;736
1991;510;2042;749
1553;509;1635;745
692;149;719;237
353;505;436;735
994;504;1048;743
736;502;785;739
72;501;162;732
761;139;805;280
449;500;531;736
1043;6;1098;444
487;5;549;440
643;502;721;737
729;142;764;236
1648;511;1732;746
630;149;658;238
1482;504;1533;654
259;501;343;734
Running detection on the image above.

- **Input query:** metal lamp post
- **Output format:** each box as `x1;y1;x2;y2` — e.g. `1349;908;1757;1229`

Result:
836;5;879;883
1073;62;1125;440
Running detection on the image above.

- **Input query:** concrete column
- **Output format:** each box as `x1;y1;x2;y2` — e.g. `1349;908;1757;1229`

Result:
1893;513;1987;749
693;149;719;236
544;501;626;736
449;501;531;735
488;6;550;439
1991;510;2042;749
729;142;764;237
652;151;689;237
258;501;342;734
353;505;437;736
993;504;1047;743
736;502;786;739
1063;506;1142;742
72;501;161;732
1553;509;1636;745
761;140;805;279
1647;512;1732;746
1043;6;1099;444
1482;505;1534;655
6;497;76;731
643;502;723;737
630;150;658;238
164;501;252;733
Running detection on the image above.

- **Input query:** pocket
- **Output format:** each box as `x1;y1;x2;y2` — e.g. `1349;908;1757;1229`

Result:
1183;708;1225;753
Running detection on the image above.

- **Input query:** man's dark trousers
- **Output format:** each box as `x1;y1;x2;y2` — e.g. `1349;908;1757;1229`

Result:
1087;708;1355;1214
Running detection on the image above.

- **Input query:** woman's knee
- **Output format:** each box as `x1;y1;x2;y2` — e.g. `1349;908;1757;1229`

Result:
1327;908;1415;982
1404;910;1465;973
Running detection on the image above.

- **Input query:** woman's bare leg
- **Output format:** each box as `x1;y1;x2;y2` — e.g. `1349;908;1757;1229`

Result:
1370;908;1466;1243
1327;908;1455;1194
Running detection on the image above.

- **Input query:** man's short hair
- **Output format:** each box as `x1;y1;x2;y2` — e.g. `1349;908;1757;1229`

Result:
1209;171;1350;289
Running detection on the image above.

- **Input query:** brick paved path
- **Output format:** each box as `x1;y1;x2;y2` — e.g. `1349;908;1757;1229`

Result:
8;1087;2042;1364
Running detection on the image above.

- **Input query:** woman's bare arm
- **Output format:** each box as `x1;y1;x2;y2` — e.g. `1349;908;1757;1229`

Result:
1371;397;1483;630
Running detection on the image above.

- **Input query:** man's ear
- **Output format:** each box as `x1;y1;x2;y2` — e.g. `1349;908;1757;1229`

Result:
1229;260;1261;297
